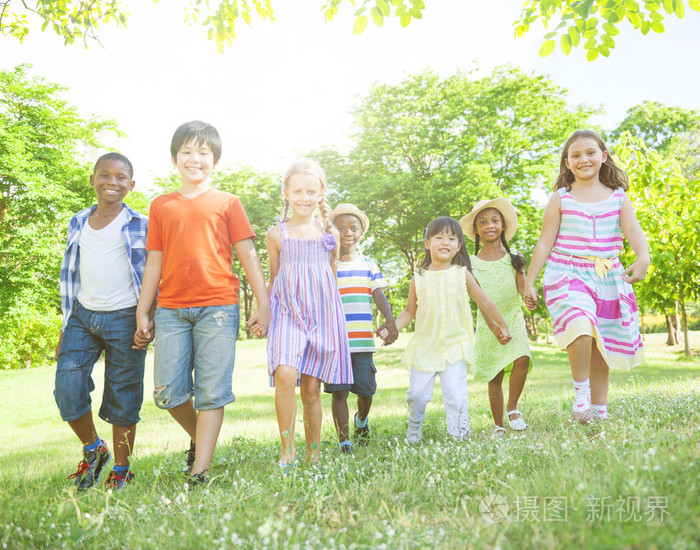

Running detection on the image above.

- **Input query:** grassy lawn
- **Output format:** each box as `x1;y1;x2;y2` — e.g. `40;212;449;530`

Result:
1;332;699;549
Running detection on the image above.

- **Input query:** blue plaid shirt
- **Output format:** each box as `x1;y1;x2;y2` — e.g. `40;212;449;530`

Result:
59;203;148;330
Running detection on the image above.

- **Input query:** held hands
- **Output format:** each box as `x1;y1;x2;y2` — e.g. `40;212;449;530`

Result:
621;259;649;284
495;325;512;346
376;322;397;346
133;315;155;350
246;306;271;339
523;285;538;311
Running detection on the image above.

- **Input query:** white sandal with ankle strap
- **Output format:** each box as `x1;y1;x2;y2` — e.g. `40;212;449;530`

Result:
507;409;527;431
492;426;506;439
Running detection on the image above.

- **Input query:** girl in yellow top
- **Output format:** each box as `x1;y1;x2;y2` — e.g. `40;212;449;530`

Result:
379;217;511;443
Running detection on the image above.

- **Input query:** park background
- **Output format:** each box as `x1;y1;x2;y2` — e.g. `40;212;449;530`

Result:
1;1;699;548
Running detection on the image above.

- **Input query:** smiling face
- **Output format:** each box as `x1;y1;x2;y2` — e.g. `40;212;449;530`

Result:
172;138;217;186
425;228;461;265
564;137;608;182
334;213;364;253
90;158;135;206
474;208;504;243
284;172;324;219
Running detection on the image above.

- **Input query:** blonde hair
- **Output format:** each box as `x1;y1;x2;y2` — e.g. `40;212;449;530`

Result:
281;158;337;259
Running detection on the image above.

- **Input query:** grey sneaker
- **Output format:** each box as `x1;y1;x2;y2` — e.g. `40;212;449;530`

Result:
406;420;422;443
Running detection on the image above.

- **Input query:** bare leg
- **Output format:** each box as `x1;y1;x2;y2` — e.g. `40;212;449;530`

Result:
487;370;505;428
67;411;99;447
331;390;350;442
275;365;298;464
566;335;594;381
300;374;322;464
165;399;198;441
112;425;136;467
589;343;609;405
356;395;373;422
191;408;224;475
506;356;531;419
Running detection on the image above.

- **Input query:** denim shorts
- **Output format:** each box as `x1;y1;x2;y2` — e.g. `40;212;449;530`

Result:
153;304;239;411
324;352;377;396
54;302;146;426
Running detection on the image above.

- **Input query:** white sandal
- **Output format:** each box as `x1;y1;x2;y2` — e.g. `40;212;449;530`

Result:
492;426;506;439
507;409;527;431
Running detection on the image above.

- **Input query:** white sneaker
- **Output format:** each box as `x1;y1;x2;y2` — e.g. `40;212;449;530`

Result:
406;420;422;443
507;410;527;431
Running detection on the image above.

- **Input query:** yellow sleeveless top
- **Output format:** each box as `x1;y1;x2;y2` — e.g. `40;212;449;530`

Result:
402;265;474;372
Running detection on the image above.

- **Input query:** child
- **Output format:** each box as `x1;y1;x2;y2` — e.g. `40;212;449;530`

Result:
324;203;398;453
524;130;649;423
55;152;150;490
461;198;532;438
380;217;511;443
266;159;353;465
135;121;270;485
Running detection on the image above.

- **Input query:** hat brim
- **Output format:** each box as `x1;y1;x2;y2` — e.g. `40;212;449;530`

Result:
333;204;370;233
460;198;518;242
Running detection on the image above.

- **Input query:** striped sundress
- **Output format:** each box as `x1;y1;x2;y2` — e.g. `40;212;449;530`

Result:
543;187;643;371
267;221;353;385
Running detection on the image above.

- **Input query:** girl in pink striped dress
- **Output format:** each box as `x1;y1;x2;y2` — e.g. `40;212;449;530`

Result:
524;131;650;423
266;159;352;465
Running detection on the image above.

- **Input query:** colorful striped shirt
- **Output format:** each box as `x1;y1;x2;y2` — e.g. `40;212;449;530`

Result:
336;255;388;353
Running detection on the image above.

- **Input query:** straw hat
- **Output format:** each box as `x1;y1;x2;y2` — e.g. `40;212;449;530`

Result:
333;203;370;232
460;198;518;242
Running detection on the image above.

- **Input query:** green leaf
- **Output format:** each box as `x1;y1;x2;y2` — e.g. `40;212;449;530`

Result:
568;25;581;45
598;43;610;56
409;7;422;18
544;31;558;38
601;33;616;47
410;0;425;8
587;47;599;61
586;16;599;28
400;13;411;26
353;14;368;33
583;27;598;37
584;37;598;48
561;33;572;54
641;19;652;33
603;21;620;34
674;0;685;17
207;27;214;40
539;38;556;57
690;0;700;12
377;0;391;16
651;20;665;31
371;6;384;25
662;0;674;13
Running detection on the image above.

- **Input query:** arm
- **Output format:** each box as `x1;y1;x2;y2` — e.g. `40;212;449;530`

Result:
378;277;416;344
134;251;163;345
619;194;650;284
235;237;271;336
523;192;562;311
466;270;511;345
266;227;281;295
372;287;398;345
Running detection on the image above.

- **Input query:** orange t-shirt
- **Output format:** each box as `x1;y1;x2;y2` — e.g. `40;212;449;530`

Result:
146;188;255;308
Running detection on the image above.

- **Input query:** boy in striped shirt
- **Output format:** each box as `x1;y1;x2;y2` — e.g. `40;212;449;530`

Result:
324;204;397;453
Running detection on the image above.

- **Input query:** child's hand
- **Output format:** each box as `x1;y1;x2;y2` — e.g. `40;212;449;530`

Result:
523;285;538;311
496;326;512;346
246;306;270;338
376;324;391;345
54;332;64;361
133;317;154;350
381;320;399;346
621;259;649;284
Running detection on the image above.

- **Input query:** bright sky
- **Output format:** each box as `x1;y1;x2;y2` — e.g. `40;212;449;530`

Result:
2;1;699;190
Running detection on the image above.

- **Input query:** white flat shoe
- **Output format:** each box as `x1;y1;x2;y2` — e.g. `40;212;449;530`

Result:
507;409;527;431
492;426;506;439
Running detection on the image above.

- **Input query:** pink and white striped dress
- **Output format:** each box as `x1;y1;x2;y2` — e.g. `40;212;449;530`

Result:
267;221;353;385
543;187;644;370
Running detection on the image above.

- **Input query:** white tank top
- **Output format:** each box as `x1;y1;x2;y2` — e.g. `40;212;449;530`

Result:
77;208;137;311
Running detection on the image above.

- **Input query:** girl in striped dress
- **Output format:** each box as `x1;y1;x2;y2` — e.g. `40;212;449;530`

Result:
266;159;352;465
524;130;650;423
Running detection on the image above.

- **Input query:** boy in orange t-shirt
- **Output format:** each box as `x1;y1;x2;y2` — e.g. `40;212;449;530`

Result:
135;121;270;486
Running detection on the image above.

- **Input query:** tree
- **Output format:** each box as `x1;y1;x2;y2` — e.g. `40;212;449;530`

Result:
608;101;700;152
616;134;700;356
316;67;592;311
0;64;126;367
517;0;700;61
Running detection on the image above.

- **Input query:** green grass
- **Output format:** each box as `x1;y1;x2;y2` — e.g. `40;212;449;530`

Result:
1;333;699;549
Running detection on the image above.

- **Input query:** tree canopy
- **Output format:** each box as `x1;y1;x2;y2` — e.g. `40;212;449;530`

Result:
1;0;697;56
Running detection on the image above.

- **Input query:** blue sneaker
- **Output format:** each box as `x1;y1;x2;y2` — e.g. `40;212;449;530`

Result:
354;413;370;446
68;441;111;491
105;469;134;489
